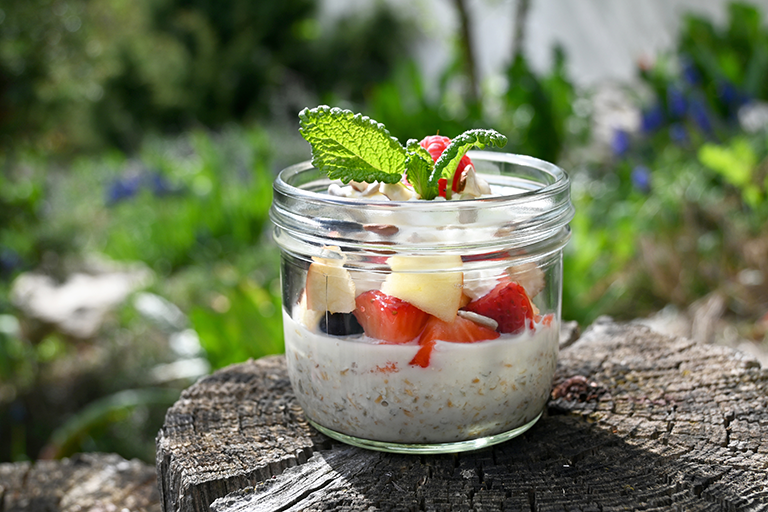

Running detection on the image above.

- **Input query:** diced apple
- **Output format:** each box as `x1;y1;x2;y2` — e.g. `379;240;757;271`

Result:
305;247;356;313
381;254;463;323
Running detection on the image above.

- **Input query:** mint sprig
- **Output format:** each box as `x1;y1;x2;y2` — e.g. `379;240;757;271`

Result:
299;106;406;184
298;106;508;199
431;129;508;198
404;139;437;199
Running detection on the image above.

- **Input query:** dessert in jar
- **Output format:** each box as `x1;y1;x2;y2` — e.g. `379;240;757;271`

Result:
270;106;574;453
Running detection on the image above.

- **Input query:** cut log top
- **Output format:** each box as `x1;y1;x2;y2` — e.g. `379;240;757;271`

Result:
156;319;768;512
0;452;160;511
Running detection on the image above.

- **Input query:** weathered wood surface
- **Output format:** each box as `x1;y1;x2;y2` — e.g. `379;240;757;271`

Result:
156;319;768;511
0;452;160;511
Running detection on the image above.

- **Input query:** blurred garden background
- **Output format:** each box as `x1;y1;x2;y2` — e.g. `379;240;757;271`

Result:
2;0;768;465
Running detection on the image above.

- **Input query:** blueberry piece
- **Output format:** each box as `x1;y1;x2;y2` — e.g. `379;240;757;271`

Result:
319;312;364;336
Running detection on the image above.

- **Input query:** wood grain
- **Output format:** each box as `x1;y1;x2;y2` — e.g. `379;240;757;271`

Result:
156;319;768;511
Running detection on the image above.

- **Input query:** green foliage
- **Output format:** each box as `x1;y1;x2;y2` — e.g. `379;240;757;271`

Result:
562;2;768;324
0;0;414;152
100;127;274;271
501;48;577;162
678;2;768;107
698;137;764;208
191;278;283;370
364;47;578;165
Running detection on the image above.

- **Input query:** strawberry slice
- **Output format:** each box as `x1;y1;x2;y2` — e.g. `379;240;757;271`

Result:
463;281;534;334
420;135;474;193
354;290;429;343
419;315;500;344
408;316;499;367
409;339;435;368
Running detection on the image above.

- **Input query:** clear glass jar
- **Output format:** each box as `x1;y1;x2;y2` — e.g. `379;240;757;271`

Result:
270;151;574;454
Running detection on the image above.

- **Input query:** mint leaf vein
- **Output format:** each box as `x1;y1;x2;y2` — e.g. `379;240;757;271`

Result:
299;106;406;184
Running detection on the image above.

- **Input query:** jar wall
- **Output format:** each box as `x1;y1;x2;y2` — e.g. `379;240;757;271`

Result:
272;152;573;452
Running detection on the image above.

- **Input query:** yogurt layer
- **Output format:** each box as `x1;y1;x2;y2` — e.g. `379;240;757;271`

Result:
283;309;558;444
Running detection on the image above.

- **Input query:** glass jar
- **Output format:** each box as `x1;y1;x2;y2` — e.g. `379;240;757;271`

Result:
270;151;574;454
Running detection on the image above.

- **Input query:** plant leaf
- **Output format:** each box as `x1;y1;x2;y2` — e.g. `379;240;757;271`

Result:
405;138;437;199
431;129;507;193
299;106;406;184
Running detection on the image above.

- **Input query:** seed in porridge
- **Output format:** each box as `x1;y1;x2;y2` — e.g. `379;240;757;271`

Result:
381;401;389;407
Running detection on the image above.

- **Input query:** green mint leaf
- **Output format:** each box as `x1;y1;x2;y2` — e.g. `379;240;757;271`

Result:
299;106;406;184
404;139;437;199
431;129;508;192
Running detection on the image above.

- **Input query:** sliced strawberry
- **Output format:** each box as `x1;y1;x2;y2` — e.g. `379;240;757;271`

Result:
463;281;534;334
408;316;499;368
409;339;435;368
419;315;500;344
354;290;429;343
419;135;473;193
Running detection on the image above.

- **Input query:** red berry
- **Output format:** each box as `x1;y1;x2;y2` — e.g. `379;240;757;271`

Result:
463;281;534;334
419;135;473;192
409;316;499;368
438;178;448;198
353;290;430;343
419;315;500;344
409;339;435;368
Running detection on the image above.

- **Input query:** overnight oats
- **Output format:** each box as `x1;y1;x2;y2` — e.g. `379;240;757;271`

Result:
270;106;574;453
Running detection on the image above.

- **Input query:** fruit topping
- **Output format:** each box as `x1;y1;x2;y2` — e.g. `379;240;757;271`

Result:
463;281;534;334
420;135;473;193
353;290;430;344
409;316;499;368
305;246;356;313
419;315;500;344
298;105;506;200
409;339;436;368
319;312;364;336
381;254;463;323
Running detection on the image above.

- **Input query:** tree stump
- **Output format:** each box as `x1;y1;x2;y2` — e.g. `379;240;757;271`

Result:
156;319;768;511
0;452;160;511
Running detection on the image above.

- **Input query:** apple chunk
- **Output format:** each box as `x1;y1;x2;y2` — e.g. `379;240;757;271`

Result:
305;247;356;313
381;254;463;323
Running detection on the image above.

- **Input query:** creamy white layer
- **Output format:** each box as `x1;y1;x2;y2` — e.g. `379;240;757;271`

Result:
283;310;558;444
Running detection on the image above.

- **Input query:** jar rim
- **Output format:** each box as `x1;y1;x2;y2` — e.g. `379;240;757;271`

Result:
271;151;574;254
273;150;570;207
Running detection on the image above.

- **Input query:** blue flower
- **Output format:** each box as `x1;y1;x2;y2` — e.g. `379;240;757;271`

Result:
631;166;652;194
105;174;141;205
667;86;687;118
688;98;713;134
641;104;665;133
669;123;688;144
0;248;22;275
680;56;701;86
717;80;751;117
148;172;175;197
611;129;631;157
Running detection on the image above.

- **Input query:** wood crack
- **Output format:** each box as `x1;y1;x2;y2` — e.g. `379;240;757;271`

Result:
158;323;768;512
